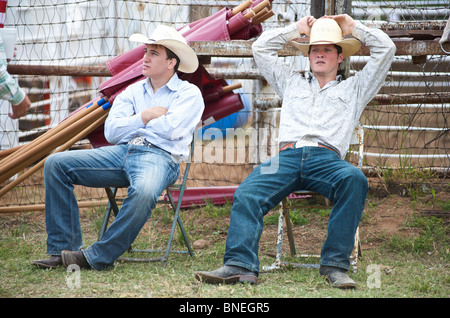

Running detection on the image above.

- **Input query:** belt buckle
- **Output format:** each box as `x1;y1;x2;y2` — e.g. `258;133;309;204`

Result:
295;140;318;148
130;136;145;146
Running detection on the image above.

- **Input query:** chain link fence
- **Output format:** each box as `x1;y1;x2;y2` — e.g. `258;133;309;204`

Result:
0;0;448;211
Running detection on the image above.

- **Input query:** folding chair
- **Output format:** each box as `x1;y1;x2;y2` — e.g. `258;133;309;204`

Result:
97;139;195;267
263;124;364;273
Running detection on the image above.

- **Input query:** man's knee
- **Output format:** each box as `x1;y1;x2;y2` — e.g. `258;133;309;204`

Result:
340;166;368;194
44;153;63;176
128;181;163;210
354;169;368;192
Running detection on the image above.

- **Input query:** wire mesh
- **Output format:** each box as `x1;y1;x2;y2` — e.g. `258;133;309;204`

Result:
0;0;448;211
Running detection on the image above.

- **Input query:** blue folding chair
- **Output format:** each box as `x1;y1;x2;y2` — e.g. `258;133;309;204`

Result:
97;140;195;266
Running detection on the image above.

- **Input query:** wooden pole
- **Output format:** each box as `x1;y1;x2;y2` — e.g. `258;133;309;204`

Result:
0;144;21;159
7;64;110;77
0;200;111;214
232;0;253;15
0;112;109;198
0;97;106;167
222;83;242;94
252;0;270;14
253;10;274;25
0;102;109;184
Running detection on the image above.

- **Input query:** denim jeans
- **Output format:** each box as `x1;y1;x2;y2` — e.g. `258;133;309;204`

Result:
44;144;179;270
224;146;368;273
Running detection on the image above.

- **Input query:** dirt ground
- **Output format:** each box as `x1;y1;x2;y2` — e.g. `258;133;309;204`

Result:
1;176;448;262
186;176;449;257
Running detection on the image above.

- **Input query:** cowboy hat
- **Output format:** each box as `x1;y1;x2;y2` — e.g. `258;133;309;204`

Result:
129;25;199;73
291;18;361;58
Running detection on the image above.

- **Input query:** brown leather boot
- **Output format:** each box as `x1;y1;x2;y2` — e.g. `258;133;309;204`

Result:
319;265;356;289
61;250;91;269
195;265;257;285
32;255;62;269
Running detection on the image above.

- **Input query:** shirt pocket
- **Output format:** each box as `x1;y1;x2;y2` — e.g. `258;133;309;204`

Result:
325;91;350;110
283;89;312;124
320;92;352;127
285;89;311;106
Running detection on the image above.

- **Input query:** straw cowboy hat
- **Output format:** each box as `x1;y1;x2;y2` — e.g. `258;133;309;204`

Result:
291;18;361;58
129;25;199;73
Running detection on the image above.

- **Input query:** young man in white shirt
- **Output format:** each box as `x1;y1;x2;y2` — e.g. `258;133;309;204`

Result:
195;14;395;288
33;25;204;271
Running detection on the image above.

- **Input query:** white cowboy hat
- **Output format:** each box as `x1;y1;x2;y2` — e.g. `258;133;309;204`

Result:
129;25;199;73
291;18;361;58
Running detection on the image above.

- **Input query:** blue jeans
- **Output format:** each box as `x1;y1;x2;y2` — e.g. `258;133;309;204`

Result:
44;144;179;270
224;146;368;273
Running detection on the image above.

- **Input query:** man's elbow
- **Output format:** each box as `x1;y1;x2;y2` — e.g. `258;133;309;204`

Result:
387;39;396;54
104;133;116;145
103;125;118;145
251;38;264;55
386;40;396;62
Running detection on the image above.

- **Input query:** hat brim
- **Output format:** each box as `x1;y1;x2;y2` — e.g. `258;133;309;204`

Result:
291;38;361;58
129;33;199;73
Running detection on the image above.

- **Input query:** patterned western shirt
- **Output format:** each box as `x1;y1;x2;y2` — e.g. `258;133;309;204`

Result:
252;22;396;159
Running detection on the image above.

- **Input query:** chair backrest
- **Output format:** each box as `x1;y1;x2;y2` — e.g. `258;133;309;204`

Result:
348;123;364;170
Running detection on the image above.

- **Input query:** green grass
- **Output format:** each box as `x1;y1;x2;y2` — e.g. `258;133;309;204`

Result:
0;194;448;299
383;214;449;261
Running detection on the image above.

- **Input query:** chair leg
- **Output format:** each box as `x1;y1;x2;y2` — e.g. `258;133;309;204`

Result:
98;185;194;265
98;187;119;241
350;226;361;272
269;198;296;269
274;202;285;267
97;138;196;266
162;188;193;266
282;198;297;256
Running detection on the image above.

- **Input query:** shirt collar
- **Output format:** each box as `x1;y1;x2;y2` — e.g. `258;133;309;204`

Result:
166;72;181;91
306;71;342;83
143;72;181;94
307;72;343;91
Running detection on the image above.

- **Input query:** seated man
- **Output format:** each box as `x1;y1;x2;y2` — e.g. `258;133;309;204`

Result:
195;14;395;288
33;25;204;270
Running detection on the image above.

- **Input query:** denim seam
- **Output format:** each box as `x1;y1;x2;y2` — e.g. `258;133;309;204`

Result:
320;260;350;271
261;154;301;209
225;260;259;275
82;249;101;271
46;251;62;256
300;148;336;199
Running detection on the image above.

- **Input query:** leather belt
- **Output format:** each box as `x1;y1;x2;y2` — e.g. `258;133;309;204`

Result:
280;142;339;157
129;136;158;148
129;137;180;161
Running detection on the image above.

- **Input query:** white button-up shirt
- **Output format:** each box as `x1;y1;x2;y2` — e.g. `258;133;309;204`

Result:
104;73;204;161
252;22;396;158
